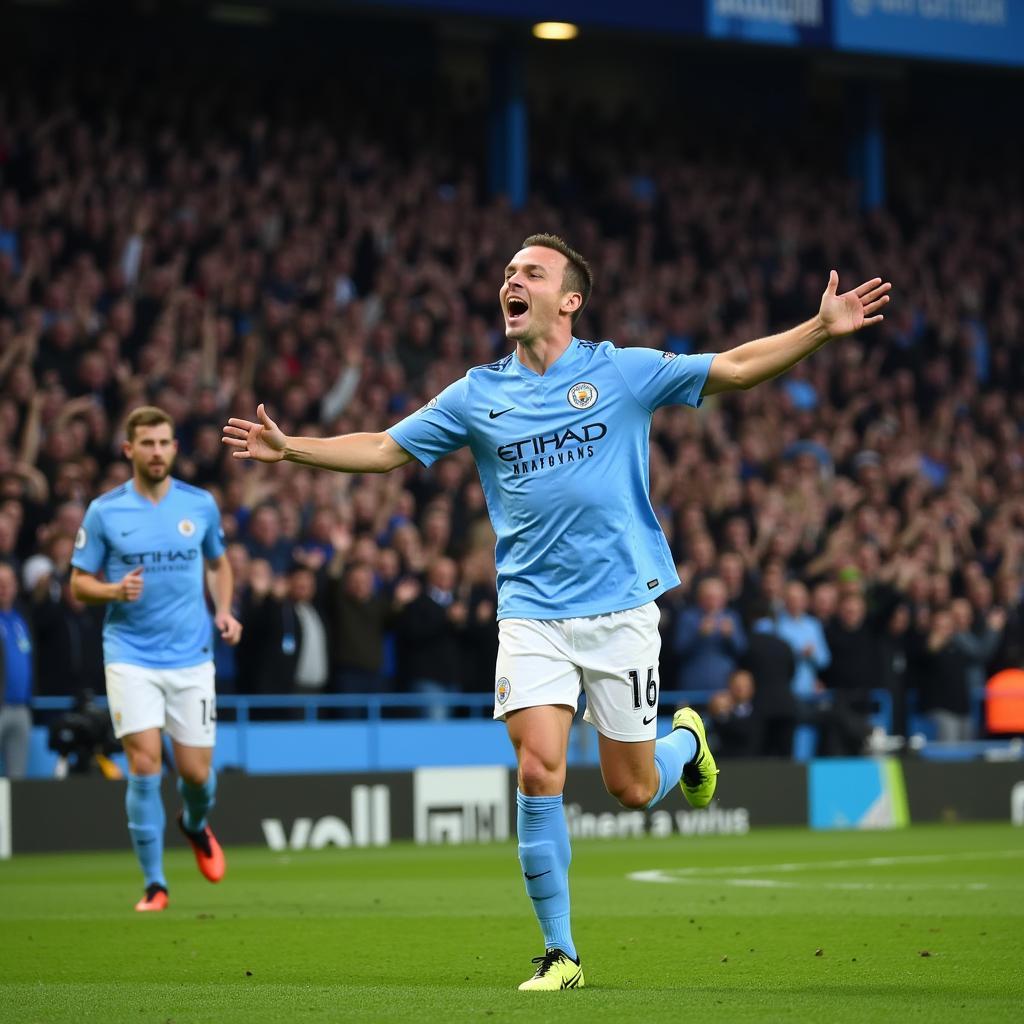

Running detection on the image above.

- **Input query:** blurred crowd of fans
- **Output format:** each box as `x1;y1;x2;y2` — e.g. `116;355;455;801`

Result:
1;67;1023;765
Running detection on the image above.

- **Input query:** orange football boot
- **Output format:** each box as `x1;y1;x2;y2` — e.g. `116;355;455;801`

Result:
178;812;226;883
134;884;169;912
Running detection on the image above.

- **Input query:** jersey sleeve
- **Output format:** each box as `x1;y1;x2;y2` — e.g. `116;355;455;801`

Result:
385;377;470;468
611;348;715;411
70;501;110;574
201;493;226;559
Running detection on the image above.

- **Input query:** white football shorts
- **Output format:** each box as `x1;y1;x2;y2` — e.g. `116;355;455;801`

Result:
105;661;217;747
493;601;662;742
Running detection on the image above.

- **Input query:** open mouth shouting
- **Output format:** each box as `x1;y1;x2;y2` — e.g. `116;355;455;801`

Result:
506;294;529;328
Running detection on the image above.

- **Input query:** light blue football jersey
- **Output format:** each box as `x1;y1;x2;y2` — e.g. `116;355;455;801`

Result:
71;479;226;668
388;339;714;620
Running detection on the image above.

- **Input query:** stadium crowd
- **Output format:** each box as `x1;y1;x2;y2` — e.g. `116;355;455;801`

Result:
1;65;1023;769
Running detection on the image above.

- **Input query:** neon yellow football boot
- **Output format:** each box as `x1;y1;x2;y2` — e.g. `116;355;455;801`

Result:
518;949;585;991
672;707;719;808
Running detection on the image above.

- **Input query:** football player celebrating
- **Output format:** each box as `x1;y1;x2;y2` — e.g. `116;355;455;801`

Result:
223;234;889;987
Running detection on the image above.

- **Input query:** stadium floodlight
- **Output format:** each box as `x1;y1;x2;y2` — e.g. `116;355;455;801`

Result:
532;22;579;41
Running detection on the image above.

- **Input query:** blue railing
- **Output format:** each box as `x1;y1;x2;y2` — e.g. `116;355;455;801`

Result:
25;686;1019;774
33;689;725;719
28;688;895;769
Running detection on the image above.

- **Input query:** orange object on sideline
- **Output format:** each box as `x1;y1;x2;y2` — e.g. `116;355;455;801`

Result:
985;669;1024;733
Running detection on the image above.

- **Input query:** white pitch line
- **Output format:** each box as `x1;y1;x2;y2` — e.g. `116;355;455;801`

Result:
630;873;992;891
628;848;1024;890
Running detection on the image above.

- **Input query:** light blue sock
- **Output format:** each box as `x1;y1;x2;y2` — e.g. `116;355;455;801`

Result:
517;791;577;961
178;767;217;833
646;727;699;808
126;773;166;889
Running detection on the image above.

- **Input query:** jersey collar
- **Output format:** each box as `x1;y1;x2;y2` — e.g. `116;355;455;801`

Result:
128;477;175;507
512;337;580;379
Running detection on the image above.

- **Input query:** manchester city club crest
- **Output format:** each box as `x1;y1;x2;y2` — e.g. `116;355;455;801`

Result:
178;518;196;537
496;676;511;705
567;381;598;410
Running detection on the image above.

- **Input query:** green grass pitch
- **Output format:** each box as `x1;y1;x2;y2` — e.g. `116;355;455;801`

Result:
2;823;1022;1023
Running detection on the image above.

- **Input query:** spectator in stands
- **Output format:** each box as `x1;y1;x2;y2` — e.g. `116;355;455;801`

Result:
991;572;1024;671
236;560;332;699
876;599;913;739
821;591;876;755
917;607;974;742
0;562;33;777
773;581;831;699
327;556;418;701
395;557;467;719
289;567;331;699
707;669;760;759
23;553;104;698
950;596;1004;717
717;552;755;620
673;576;748;692
234;559;290;697
743;603;798;757
0;512;21;579
244;505;292;575
810;580;840;628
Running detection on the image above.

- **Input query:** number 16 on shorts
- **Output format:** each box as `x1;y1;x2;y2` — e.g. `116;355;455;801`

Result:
628;667;658;719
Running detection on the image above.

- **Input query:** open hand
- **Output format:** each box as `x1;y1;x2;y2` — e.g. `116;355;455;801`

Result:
222;403;287;463
818;271;891;338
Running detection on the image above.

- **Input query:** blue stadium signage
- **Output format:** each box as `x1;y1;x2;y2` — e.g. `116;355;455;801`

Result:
347;0;1024;66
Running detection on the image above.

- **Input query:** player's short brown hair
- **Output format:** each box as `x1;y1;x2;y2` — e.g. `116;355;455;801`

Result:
125;405;174;441
521;233;593;327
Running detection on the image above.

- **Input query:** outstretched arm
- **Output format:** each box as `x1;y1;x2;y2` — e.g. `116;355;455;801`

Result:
702;271;890;396
222;404;415;473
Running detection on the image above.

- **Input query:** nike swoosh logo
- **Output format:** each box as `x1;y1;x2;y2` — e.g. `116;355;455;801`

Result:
524;870;550;880
643;714;657;725
489;407;515;419
121;529;140;536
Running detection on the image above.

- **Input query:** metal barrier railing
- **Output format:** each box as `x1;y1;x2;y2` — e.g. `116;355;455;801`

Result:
30;687;893;734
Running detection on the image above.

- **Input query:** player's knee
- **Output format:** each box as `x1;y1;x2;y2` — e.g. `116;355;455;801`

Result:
608;780;655;810
179;765;209;787
518;753;563;796
127;750;161;776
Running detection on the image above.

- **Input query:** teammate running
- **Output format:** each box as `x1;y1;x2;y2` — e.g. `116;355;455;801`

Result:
222;234;889;987
73;406;242;912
